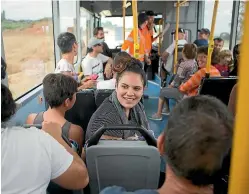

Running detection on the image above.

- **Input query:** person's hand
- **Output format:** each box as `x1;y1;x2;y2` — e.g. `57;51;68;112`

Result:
168;84;173;88
42;121;62;140
158;32;163;38
80;79;97;89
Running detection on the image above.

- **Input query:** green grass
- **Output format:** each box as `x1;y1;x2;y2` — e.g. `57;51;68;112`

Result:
2;20;33;31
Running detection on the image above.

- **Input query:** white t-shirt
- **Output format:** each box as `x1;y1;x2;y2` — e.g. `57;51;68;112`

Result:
164;39;188;72
97;78;116;90
55;59;76;74
1;126;73;194
81;53;109;81
165;39;188;55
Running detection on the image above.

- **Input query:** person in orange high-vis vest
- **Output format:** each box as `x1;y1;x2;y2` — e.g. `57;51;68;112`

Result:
121;13;150;68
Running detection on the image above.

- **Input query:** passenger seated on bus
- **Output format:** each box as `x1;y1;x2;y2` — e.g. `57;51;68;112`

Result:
97;52;132;90
229;44;240;76
150;44;198;121
86;58;150;141
82;37;113;82
179;46;221;96
93;27;112;58
193;28;210;47
121;12;151;67
100;95;233;194
26;73;84;154
214;50;233;76
160;27;187;82
214;37;224;51
1;59;89;193
55;32;96;89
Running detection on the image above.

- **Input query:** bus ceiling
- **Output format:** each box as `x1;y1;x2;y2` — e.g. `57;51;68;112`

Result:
79;1;174;17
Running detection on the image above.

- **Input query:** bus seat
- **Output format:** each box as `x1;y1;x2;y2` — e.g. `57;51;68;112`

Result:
65;90;97;134
86;125;160;194
198;77;237;105
95;89;114;108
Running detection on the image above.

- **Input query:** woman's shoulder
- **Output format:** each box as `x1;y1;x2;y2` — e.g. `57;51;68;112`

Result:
90;99;119;122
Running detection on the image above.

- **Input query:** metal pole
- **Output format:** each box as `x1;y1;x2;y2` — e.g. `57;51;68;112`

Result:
228;2;249;194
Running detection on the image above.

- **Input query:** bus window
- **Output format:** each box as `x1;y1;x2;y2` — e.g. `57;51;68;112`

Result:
204;0;233;50
80;7;94;57
59;0;78;64
101;16;133;49
1;1;54;99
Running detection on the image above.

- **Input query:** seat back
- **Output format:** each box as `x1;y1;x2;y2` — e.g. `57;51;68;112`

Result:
86;125;160;194
198;77;238;105
65;90;97;134
95;89;114;108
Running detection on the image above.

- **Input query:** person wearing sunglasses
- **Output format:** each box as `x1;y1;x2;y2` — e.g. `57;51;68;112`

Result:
81;37;113;83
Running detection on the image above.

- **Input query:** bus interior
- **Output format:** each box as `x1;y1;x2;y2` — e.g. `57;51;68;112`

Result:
1;0;248;194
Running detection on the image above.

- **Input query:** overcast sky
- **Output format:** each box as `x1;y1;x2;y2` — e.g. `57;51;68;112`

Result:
1;0;235;35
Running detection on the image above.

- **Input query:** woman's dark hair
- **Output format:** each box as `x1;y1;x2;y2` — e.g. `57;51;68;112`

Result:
1;84;16;122
116;57;147;87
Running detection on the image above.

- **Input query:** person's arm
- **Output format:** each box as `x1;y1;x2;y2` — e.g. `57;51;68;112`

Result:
26;113;37;124
179;69;205;94
42;122;89;189
161;42;174;62
121;31;133;51
69;124;84;154
101;55;113;79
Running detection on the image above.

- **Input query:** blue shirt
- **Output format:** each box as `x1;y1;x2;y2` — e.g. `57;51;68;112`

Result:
100;186;159;194
193;39;208;47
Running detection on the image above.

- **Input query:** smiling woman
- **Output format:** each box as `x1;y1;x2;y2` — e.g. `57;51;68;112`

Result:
85;58;150;141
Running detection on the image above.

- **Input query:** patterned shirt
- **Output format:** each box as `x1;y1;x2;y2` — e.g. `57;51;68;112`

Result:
179;66;221;96
171;59;198;88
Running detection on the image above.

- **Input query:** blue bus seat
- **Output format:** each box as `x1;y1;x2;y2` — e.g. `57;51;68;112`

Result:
198;76;237;105
86;125;160;194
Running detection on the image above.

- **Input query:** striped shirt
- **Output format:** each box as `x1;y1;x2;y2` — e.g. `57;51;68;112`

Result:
171;59;198;88
179;66;221;96
85;99;146;141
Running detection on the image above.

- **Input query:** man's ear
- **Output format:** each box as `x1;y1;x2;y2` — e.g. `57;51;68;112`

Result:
64;98;70;108
157;132;166;155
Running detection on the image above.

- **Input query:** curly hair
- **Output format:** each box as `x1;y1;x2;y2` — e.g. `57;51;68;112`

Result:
116;57;147;87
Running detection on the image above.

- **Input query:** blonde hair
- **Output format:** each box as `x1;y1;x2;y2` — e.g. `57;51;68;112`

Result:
219;50;233;65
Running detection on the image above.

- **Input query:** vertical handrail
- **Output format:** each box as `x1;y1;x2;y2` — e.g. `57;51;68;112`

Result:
206;0;219;77
173;0;180;74
158;19;163;56
228;2;249;194
132;0;139;59
123;0;127;42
